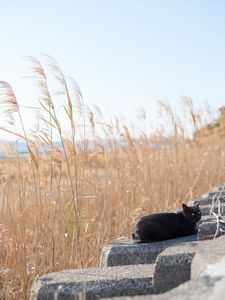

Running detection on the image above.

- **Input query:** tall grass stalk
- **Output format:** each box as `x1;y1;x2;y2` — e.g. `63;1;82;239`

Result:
0;58;224;299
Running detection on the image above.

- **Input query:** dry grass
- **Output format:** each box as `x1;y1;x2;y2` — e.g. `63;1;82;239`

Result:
0;57;225;299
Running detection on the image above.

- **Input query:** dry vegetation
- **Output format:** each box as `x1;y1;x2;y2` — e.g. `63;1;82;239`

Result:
0;57;225;299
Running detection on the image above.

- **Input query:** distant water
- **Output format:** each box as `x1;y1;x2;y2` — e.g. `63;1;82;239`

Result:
0;138;169;158
0;141;62;158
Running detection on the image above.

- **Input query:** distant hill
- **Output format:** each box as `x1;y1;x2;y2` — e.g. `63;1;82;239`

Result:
194;106;225;139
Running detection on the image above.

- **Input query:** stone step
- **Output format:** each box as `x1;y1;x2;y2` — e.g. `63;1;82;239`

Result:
197;217;217;240
103;236;225;300
103;242;201;300
30;240;201;300
107;276;225;300
197;216;225;240
30;264;155;300
199;203;225;216
153;242;198;293
192;235;225;279
100;235;197;268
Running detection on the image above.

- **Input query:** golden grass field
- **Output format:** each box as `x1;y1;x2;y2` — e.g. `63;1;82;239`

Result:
0;57;225;299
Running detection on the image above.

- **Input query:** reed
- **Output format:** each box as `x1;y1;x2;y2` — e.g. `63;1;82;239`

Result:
0;57;224;299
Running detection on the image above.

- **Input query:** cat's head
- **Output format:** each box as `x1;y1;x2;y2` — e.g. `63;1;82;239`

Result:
182;202;201;223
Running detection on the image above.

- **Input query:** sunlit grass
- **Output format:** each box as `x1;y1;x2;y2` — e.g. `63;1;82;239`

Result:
0;57;224;299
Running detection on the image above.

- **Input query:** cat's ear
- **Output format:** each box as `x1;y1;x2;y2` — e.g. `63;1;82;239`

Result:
182;203;188;211
196;201;200;207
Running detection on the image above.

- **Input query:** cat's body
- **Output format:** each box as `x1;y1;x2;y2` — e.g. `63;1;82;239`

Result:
132;203;201;243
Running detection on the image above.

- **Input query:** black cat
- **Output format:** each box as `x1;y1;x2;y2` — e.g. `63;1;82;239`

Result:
132;203;201;243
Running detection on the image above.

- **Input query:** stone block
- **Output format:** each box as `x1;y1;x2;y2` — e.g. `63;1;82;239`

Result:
153;242;198;293
100;235;197;267
201;256;225;277
197;218;224;240
200;204;225;216
191;235;225;279
108;277;225;300
30;264;154;300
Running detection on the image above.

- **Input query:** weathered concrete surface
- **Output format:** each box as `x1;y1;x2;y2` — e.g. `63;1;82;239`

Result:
201;256;225;277
100;235;197;267
199;204;225;216
108;277;225;300
197;216;225;240
192;235;225;279
107;247;225;300
30;264;154;300
121;254;225;300
197;217;218;240
153;242;198;293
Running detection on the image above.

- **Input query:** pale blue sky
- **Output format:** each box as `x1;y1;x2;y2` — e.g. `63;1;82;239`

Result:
0;0;225;138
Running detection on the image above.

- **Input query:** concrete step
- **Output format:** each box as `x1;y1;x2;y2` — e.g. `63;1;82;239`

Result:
107;277;225;300
192;235;225;278
103;236;225;300
100;235;197;268
199;203;225;216
153;242;198;293
30;264;155;300
30;241;200;299
197;216;225;240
